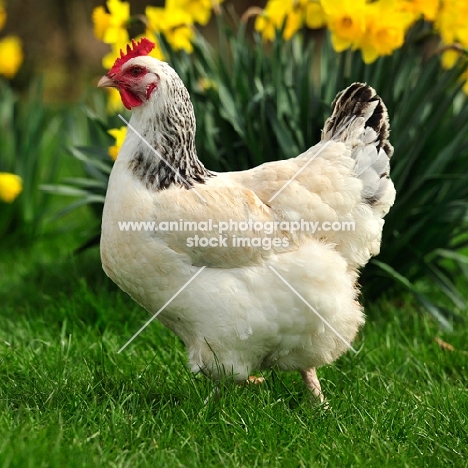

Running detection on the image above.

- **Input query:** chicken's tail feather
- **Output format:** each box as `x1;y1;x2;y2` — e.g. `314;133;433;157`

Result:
322;83;394;209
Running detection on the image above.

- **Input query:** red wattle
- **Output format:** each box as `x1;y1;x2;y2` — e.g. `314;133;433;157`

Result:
119;89;143;110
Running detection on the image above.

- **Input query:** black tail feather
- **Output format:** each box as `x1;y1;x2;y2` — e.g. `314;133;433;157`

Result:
322;83;393;158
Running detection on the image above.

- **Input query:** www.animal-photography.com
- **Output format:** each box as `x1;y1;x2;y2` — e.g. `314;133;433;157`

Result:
1;1;467;467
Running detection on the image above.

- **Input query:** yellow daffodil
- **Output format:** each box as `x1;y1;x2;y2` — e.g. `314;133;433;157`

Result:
92;0;130;44
440;48;468;96
321;0;367;52
254;4;286;42
93;6;111;41
283;8;304;40
168;0;223;26
305;1;326;30
450;0;468;46
399;0;439;22
358;0;415;64
255;0;308;42
146;5;194;53
106;87;124;114
108;127;127;161
0;4;6;31
441;49;460;70
0;35;23;78
198;77;218;92
0;172;22;203
436;0;468;47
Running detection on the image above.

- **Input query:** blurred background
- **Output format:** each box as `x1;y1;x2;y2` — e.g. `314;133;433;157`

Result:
5;0;260;101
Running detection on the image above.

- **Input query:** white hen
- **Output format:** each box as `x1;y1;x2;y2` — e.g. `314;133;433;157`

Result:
99;39;395;401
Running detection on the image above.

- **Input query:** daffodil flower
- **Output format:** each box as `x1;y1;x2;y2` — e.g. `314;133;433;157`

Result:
441;49;460;70
358;0;414;64
0;172;22;203
255;0;320;42
436;0;468;46
305;1;326;30
92;0;130;44
108;127;127;161
106;87;124;114
440;48;468;96
0;35;23;78
399;0;439;22
167;0;223;26
146;6;194;53
321;0;367;52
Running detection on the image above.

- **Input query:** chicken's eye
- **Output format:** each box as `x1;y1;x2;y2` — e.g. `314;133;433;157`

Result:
129;67;143;77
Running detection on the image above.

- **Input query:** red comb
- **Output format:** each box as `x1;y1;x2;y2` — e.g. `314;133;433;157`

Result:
109;38;156;74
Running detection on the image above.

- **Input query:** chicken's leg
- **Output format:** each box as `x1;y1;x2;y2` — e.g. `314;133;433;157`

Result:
246;375;265;384
301;368;325;403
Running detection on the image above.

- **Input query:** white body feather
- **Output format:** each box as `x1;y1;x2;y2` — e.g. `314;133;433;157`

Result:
100;57;395;382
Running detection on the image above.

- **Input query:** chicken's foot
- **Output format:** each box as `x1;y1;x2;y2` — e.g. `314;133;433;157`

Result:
301;368;325;403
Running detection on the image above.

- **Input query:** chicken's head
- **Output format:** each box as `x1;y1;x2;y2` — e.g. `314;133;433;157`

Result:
98;38;178;111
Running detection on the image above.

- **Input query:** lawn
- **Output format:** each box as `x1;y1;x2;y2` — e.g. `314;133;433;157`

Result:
0;238;467;468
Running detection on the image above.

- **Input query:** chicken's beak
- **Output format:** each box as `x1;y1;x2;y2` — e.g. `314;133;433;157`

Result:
97;75;116;88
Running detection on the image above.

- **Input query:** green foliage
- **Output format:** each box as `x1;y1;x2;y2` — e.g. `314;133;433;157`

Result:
52;15;468;325
0;79;62;243
172;21;324;171
41;91;123;247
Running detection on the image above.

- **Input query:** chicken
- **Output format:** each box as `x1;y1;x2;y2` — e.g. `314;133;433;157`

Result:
98;39;395;401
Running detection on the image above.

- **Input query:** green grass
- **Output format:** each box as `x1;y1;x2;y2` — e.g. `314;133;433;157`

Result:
0;242;467;468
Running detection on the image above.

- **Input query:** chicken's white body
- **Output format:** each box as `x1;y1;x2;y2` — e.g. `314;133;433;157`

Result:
100;52;395;392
